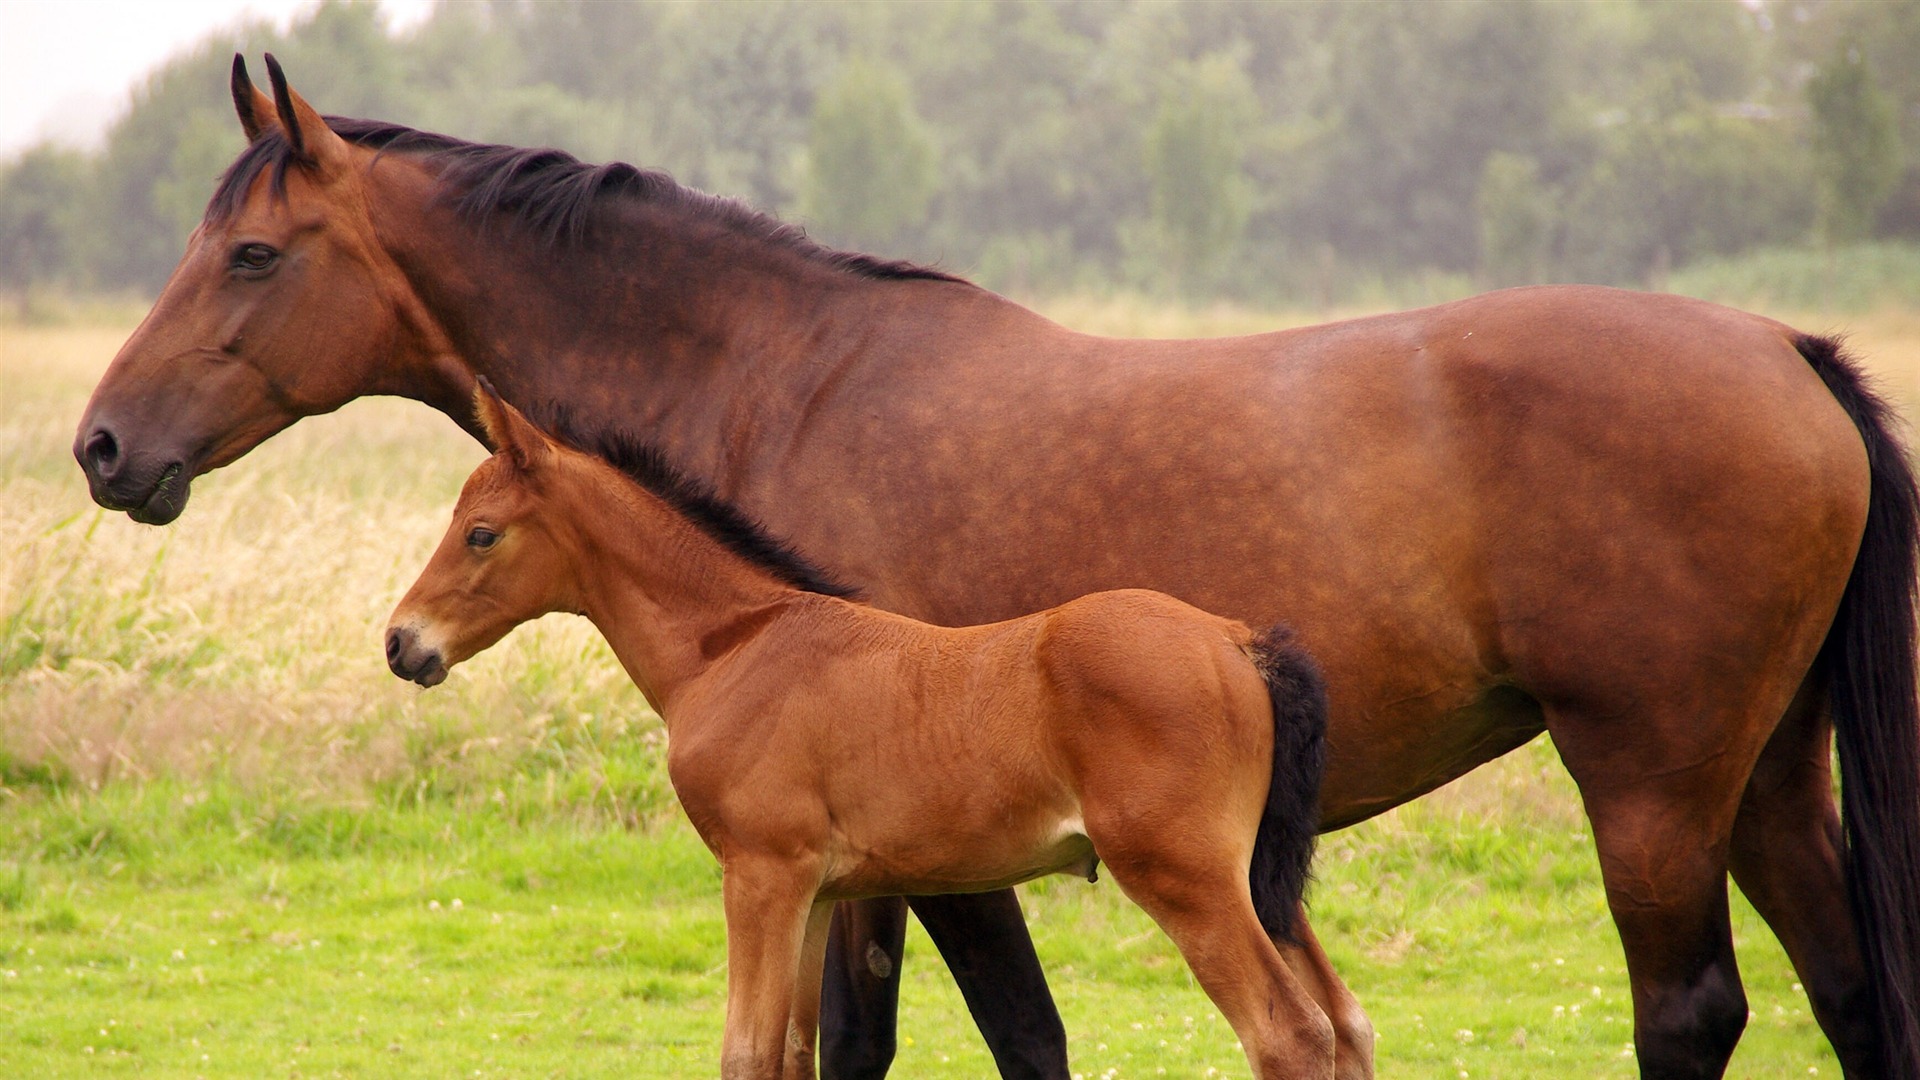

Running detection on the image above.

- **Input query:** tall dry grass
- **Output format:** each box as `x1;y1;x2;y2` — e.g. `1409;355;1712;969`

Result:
2;321;658;817
6;296;1918;825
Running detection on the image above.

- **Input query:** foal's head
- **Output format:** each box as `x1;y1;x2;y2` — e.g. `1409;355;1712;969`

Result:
386;387;584;687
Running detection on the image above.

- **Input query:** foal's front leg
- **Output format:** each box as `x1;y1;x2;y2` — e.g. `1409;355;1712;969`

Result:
782;901;835;1079
721;860;821;1080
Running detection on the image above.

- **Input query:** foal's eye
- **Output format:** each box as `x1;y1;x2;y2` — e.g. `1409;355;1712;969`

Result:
466;526;500;550
231;243;279;274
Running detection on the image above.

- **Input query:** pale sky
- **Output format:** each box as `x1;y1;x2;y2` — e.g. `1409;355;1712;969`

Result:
0;0;434;159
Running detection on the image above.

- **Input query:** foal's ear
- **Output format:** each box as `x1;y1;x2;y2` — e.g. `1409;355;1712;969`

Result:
262;53;350;174
473;381;554;474
231;55;280;143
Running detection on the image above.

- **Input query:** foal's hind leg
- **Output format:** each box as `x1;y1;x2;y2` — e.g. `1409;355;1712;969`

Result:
1278;910;1374;1079
1098;846;1334;1078
1727;684;1879;1076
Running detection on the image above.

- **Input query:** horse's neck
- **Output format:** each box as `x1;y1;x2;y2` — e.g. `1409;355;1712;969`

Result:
373;170;969;487
559;463;804;714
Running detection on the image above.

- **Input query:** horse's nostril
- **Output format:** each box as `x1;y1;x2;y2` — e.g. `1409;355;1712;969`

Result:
84;429;121;476
386;628;405;665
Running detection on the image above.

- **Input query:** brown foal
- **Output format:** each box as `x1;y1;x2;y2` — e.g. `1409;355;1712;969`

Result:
385;388;1336;1078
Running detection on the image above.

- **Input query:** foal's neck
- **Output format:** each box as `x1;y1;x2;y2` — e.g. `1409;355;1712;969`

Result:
554;460;811;716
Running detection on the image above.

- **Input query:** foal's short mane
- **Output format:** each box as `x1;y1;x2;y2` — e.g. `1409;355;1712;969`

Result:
208;117;964;284
527;403;861;601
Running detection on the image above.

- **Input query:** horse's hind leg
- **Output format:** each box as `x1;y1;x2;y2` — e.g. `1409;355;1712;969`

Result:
1551;698;1779;1079
1727;680;1879;1076
1279;910;1375;1079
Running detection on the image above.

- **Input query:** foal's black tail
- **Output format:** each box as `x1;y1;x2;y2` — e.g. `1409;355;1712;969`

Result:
1800;334;1920;1080
1247;626;1329;944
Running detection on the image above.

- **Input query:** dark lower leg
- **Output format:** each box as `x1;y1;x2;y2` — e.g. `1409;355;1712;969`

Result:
907;890;1069;1080
818;897;908;1080
1583;797;1749;1078
1729;703;1880;1077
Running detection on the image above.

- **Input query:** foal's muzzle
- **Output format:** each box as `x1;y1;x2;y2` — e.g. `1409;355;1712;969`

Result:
385;626;448;687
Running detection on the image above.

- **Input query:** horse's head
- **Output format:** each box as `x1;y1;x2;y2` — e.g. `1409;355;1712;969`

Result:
75;55;441;524
386;384;579;687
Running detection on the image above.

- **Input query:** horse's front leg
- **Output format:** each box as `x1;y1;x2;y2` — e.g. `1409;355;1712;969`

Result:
721;859;821;1080
781;900;836;1079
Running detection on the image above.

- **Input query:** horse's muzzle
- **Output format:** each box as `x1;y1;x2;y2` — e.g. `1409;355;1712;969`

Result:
385;626;448;687
73;425;191;525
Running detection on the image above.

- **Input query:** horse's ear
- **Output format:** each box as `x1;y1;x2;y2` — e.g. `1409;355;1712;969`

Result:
473;380;553;474
230;55;279;143
262;53;349;174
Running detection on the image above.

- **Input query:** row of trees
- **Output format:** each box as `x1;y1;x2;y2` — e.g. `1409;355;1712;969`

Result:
3;0;1916;302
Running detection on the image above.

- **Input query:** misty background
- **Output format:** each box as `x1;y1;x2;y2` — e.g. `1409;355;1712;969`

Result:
2;0;1916;308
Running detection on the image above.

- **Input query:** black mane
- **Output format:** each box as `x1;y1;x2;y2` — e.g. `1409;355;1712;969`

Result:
526;403;860;601
207;116;963;283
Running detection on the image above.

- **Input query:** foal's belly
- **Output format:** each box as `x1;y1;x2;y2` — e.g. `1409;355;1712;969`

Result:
817;809;1099;902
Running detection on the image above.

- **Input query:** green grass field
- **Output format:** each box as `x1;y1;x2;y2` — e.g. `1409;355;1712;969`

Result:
4;298;1900;1077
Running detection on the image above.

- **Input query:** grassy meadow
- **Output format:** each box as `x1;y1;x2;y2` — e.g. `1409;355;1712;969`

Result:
7;295;1914;1077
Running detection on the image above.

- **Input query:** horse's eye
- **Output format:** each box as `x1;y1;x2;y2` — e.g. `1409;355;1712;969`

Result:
466;526;500;550
232;243;279;274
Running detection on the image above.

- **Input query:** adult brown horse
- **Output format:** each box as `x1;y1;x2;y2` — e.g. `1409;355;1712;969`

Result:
76;56;1920;1080
387;386;1335;1078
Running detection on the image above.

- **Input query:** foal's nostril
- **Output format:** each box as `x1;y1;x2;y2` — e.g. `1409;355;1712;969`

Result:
83;429;121;479
385;628;404;666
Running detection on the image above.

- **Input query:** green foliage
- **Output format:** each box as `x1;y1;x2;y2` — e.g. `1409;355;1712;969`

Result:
1559;64;1811;286
1476;152;1555;287
1139;53;1259;295
5;0;1920;302
799;57;939;253
1808;42;1904;246
1669;239;1920;313
0;145;87;294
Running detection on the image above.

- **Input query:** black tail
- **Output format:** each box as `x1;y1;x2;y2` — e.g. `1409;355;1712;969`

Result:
1800;333;1920;1079
1247;626;1329;944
